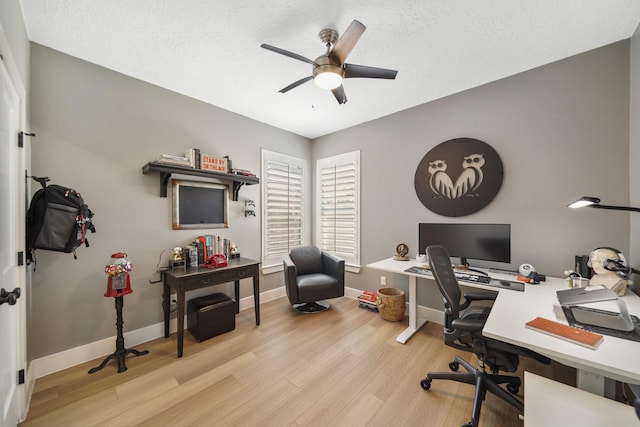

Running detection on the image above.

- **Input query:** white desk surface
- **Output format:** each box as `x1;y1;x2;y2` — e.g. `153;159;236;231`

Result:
367;257;640;387
483;276;640;386
524;372;638;426
366;257;518;291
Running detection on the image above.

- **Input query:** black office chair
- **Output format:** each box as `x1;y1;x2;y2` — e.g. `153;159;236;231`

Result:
420;245;550;427
283;245;345;313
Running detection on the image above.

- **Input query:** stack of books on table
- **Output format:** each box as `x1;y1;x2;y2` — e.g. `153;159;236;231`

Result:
357;290;378;312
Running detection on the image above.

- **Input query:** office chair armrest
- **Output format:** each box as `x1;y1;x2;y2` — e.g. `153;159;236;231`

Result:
460;292;496;310
451;317;485;333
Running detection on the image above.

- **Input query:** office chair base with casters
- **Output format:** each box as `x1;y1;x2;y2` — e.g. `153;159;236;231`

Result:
293;301;330;313
420;356;523;427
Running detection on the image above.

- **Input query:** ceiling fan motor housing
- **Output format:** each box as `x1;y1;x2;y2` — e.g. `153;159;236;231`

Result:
313;55;343;78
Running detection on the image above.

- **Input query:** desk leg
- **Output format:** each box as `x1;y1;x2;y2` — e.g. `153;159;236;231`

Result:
577;370;616;398
234;280;240;314
176;290;185;357
253;274;260;325
396;275;427;344
162;282;170;338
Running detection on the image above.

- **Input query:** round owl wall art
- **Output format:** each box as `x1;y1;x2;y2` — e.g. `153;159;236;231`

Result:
414;138;503;217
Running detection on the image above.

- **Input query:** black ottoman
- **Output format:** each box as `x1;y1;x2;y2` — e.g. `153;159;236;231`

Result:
187;293;236;342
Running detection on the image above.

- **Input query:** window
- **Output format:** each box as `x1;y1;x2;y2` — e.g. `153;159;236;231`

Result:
316;151;360;272
261;149;308;273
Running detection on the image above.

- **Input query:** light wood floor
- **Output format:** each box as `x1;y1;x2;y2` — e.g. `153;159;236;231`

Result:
20;297;575;427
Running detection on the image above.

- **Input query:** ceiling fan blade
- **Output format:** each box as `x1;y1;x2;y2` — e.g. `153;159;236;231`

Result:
261;44;317;65
279;76;313;93
331;20;366;63
344;63;398;80
331;85;347;104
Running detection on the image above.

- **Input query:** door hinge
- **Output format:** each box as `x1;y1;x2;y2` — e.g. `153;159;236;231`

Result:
18;131;36;148
17;369;25;385
17;251;24;266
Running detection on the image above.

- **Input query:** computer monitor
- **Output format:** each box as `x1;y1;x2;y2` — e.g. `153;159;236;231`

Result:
418;223;511;267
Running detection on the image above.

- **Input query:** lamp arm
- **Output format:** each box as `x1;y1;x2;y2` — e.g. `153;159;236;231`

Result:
591;204;640;213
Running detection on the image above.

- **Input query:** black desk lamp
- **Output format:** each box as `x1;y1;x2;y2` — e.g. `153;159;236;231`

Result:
568;196;640;212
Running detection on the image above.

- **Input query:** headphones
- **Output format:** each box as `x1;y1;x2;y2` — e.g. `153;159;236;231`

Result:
587;247;630;278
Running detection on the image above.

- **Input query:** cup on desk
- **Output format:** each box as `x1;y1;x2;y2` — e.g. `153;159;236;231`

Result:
571;277;590;288
416;254;427;263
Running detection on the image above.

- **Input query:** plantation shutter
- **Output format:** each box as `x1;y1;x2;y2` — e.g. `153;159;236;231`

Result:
317;151;360;269
262;150;307;271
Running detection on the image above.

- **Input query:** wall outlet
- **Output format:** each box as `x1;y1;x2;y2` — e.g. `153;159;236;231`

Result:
380;276;386;285
169;294;177;313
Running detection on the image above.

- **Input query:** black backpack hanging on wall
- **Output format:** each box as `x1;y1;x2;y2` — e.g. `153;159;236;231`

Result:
26;176;96;263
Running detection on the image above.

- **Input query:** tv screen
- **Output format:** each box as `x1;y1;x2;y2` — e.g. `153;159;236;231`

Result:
172;180;228;230
419;223;510;265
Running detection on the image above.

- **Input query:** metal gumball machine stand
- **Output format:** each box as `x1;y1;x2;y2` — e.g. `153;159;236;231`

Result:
89;252;149;374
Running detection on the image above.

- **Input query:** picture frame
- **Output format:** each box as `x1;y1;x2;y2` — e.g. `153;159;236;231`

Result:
171;180;229;230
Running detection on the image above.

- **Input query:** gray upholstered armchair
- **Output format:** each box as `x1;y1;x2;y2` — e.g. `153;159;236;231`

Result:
283;245;345;313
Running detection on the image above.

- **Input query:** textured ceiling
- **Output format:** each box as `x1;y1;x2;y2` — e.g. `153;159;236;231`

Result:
20;1;640;139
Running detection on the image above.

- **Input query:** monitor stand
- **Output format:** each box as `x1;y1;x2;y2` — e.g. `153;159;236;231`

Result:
454;258;488;276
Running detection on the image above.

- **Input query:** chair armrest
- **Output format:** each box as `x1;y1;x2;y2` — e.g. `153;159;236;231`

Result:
283;255;297;286
451;317;485;333
460;292;496;310
321;251;345;282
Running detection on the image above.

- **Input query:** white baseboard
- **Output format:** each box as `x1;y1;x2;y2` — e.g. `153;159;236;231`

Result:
30;286;444;378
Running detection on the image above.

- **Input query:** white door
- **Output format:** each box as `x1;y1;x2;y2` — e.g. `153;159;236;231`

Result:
0;53;24;427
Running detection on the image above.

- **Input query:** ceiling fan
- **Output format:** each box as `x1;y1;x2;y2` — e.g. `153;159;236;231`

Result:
261;20;398;104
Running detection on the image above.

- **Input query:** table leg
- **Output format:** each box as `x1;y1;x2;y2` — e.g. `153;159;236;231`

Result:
396;275;427;344
577;370;616;398
162;282;170;338
253;274;260;325
234;280;240;314
177;290;185;357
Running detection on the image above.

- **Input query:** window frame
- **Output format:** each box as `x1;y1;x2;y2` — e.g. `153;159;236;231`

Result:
315;150;361;273
261;149;309;274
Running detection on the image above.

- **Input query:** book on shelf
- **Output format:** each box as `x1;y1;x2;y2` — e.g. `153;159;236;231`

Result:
154;153;193;167
231;168;256;177
185;148;201;168
525;316;604;349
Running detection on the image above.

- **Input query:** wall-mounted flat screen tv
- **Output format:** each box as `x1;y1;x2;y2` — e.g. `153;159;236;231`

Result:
172;180;229;230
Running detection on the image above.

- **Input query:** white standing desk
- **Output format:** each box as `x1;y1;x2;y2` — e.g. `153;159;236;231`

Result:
366;257;516;344
483;275;640;396
367;257;640;397
524;372;638;426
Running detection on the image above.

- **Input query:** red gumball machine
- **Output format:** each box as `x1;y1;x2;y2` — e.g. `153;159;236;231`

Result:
89;252;148;374
104;252;133;297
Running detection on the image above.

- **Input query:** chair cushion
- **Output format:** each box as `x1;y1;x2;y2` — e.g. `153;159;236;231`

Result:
297;273;340;301
290;246;323;275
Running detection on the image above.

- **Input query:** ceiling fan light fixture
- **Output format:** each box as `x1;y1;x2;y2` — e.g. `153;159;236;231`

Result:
314;70;343;90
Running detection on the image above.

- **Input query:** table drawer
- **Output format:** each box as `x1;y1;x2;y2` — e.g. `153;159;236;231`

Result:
179;267;252;290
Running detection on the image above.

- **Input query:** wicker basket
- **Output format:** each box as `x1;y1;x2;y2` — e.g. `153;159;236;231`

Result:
377;287;406;321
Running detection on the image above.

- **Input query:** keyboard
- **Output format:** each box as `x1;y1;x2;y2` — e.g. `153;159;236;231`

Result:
454;272;491;284
403;266;490;283
403;266;524;291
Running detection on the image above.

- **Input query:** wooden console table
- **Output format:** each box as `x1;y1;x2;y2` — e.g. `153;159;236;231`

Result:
162;257;260;357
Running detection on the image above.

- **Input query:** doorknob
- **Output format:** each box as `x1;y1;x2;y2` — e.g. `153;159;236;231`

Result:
0;287;21;306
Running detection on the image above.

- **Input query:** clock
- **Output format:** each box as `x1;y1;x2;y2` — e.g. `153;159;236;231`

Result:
394;243;410;261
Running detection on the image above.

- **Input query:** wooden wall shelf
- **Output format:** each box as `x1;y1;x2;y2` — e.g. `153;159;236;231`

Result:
142;162;259;201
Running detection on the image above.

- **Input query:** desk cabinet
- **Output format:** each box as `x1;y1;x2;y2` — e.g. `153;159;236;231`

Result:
162;258;260;357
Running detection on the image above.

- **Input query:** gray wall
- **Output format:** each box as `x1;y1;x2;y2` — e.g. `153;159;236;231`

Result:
0;0;30;88
630;24;640;279
30;37;632;359
29;44;310;359
313;41;631;307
